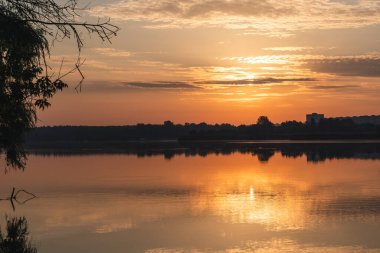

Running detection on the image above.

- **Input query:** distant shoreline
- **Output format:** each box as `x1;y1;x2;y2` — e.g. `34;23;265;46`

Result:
26;117;380;146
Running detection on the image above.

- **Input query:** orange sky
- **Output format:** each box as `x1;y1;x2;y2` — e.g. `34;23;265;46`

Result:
39;0;380;125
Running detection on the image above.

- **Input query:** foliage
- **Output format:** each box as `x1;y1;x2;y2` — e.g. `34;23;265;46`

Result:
24;117;380;144
0;216;37;253
0;0;119;169
256;116;273;126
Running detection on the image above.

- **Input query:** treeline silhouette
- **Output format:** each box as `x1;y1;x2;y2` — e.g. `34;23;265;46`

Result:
181;117;380;140
26;117;380;144
27;141;380;163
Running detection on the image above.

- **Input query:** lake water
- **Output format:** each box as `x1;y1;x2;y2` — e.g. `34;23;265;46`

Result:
1;144;380;253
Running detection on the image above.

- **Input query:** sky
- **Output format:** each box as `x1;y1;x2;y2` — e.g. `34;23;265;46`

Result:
39;0;380;125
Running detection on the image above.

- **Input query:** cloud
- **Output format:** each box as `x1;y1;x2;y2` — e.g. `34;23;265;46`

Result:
310;85;360;89
196;77;317;85
92;48;132;57
330;0;359;5
89;0;380;35
124;81;199;89
76;81;200;92
223;55;299;65
121;78;317;90
91;0;293;19
263;47;313;52
224;54;380;77
306;57;380;77
177;0;293;18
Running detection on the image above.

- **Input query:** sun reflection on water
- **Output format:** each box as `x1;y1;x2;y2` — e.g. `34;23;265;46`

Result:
1;153;380;253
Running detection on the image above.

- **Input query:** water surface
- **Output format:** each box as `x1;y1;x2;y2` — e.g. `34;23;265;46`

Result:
1;146;380;252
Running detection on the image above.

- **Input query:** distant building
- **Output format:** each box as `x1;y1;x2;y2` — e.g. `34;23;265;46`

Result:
306;113;380;125
306;113;324;124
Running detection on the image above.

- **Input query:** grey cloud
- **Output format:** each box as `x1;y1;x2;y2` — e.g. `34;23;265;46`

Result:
124;81;199;89
306;58;380;77
57;81;199;92
95;0;294;19
329;0;359;5
311;85;359;89
182;0;294;18
91;0;380;33
195;77;317;85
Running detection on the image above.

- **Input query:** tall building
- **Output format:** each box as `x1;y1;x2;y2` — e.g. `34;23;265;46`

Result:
306;113;324;124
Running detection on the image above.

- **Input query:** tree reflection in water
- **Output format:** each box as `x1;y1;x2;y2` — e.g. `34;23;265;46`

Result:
0;216;37;253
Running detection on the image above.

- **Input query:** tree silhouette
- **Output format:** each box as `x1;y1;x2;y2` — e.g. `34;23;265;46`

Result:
0;216;37;253
0;0;119;169
256;116;273;126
